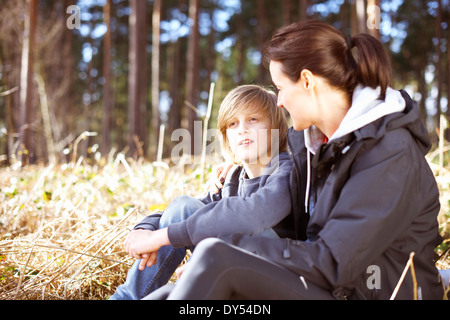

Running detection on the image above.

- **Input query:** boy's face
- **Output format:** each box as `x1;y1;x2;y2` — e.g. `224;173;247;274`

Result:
226;109;273;166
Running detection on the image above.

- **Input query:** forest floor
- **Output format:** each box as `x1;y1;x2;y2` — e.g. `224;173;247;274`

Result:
0;150;449;300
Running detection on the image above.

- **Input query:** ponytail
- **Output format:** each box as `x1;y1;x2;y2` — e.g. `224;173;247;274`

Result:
350;34;392;99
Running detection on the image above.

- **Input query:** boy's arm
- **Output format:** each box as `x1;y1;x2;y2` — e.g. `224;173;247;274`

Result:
168;155;293;248
132;212;162;231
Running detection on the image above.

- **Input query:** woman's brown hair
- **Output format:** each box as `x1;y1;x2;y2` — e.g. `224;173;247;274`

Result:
264;20;392;99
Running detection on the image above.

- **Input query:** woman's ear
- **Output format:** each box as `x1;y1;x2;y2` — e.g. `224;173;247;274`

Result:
299;69;315;92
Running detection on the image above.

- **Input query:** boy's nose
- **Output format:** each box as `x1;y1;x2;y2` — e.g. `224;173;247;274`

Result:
238;123;249;134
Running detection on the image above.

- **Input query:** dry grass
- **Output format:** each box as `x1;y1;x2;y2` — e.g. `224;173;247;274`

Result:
427;149;450;273
0;147;449;300
0;152;214;300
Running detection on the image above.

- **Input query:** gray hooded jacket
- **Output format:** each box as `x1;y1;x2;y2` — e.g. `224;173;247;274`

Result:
134;152;294;247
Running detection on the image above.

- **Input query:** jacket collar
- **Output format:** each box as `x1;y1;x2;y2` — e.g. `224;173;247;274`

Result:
304;86;406;155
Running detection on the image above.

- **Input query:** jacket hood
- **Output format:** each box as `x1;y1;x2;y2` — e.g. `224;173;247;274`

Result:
304;86;431;155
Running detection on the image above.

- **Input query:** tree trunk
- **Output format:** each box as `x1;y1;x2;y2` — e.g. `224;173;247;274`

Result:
367;0;381;39
352;0;366;35
60;0;75;146
101;0;113;156
299;0;309;20
447;21;450;118
185;0;200;155
417;68;427;127
433;0;442;130
0;84;18;165
257;0;266;84
128;0;147;159
235;13;244;85
168;0;185;144
168;39;182;137
206;9;215;85
283;0;292;24
150;0;161;160
19;0;38;164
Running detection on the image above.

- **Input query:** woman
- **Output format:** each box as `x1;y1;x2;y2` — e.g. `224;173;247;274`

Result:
144;20;444;300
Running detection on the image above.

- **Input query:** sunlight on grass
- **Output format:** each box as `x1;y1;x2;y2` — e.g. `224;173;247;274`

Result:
0;148;448;300
0;152;217;300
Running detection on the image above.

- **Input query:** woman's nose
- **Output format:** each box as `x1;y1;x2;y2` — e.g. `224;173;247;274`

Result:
277;94;284;108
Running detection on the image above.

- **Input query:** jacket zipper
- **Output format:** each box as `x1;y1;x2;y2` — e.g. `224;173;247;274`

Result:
283;239;291;259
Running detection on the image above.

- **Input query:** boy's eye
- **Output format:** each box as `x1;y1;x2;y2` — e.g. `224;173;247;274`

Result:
228;121;238;128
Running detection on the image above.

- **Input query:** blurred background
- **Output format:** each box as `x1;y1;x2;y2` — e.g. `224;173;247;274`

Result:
0;0;449;165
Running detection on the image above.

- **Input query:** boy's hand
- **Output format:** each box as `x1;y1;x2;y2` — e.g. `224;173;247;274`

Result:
138;252;158;271
124;228;170;260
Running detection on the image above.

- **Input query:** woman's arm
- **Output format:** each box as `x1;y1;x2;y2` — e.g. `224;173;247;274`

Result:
224;133;430;290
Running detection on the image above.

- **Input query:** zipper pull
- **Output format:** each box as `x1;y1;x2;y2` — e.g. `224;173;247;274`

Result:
283;240;291;259
342;145;350;154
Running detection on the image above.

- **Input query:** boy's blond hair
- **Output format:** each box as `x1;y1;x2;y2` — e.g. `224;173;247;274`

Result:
217;85;288;163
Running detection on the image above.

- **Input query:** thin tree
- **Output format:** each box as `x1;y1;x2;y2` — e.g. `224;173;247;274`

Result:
167;0;186;151
235;12;244;85
283;0;292;24
257;0;266;84
367;0;381;39
352;0;367;35
299;0;309;20
434;0;442;129
128;0;147;159
19;0;38;164
150;0;161;159
447;17;450;119
101;0;113;156
59;0;75;148
185;0;200;155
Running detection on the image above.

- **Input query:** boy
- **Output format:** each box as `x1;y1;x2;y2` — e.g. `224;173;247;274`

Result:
110;84;294;300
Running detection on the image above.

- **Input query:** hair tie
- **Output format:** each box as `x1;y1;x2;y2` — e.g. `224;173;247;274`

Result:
346;36;354;50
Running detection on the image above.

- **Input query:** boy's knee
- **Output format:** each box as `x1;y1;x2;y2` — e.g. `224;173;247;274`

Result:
160;195;204;227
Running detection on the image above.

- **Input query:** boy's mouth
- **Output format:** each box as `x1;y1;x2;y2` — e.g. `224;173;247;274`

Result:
239;139;253;146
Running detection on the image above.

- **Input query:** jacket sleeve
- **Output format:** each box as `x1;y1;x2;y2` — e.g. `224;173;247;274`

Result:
133;213;162;231
194;188;222;205
222;131;437;290
168;158;293;248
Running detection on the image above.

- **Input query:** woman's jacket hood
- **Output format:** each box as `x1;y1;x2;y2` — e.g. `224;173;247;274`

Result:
304;85;430;156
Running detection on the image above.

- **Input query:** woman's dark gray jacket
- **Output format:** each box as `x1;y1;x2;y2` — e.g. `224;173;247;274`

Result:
225;90;444;300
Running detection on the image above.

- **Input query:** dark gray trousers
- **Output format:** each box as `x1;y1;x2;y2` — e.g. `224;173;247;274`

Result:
143;238;335;300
